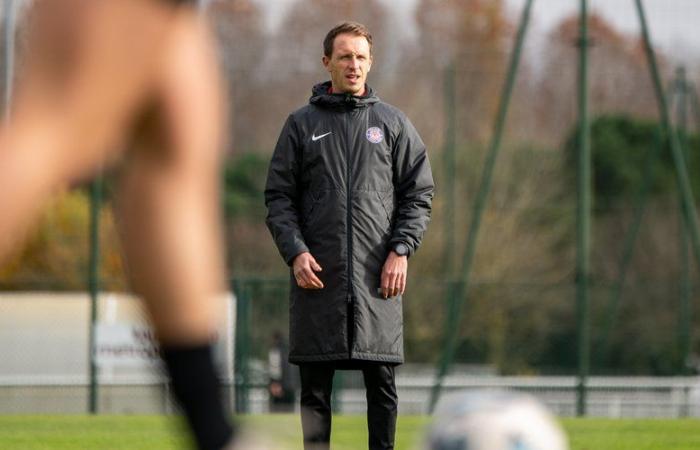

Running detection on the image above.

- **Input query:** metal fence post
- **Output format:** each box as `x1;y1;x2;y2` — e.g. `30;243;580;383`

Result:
575;0;592;417
88;174;103;414
233;279;251;413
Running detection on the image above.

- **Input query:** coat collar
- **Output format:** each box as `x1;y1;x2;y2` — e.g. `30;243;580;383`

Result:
309;81;379;110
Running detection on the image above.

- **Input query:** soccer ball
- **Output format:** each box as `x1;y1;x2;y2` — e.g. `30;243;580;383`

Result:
425;391;569;450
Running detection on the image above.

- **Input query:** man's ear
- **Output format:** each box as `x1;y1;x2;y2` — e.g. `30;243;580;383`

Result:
322;55;330;71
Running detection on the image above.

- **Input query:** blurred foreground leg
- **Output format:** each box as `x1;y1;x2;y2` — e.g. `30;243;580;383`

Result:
117;9;234;450
0;1;233;448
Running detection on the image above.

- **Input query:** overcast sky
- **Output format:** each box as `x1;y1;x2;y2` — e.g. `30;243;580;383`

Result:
254;0;700;63
504;0;700;59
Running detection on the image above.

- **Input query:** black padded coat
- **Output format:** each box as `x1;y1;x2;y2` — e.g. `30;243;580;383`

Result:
264;82;434;364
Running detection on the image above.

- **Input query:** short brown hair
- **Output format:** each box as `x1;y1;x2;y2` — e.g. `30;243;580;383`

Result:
323;21;372;58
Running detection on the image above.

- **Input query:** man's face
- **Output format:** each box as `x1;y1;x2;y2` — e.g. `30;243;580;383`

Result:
323;33;372;95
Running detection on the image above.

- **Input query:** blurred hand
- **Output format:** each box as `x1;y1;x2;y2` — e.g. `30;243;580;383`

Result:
292;252;324;289
269;381;283;398
381;251;407;299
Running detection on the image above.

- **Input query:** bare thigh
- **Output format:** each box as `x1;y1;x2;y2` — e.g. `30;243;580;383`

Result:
0;0;179;259
10;0;179;180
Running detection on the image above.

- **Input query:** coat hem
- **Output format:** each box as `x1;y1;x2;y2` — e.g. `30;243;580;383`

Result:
290;352;403;364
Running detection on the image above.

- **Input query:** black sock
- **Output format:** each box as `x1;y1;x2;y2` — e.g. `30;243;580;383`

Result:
161;342;234;450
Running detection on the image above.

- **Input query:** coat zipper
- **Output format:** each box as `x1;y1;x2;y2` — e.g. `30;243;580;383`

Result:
345;96;355;359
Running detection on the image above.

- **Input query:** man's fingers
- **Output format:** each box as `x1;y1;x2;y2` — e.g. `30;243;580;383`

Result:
381;280;389;298
383;271;397;298
298;268;323;289
294;270;310;289
293;252;323;289
293;254;324;289
395;273;405;296
382;270;406;298
307;272;324;289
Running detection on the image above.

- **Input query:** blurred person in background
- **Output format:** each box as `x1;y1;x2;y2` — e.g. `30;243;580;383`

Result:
265;21;434;450
268;330;298;413
0;0;235;448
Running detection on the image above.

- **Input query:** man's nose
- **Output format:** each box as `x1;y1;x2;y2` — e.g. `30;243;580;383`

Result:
349;57;360;69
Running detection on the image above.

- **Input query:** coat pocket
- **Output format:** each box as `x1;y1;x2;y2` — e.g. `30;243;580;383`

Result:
301;191;320;228
377;190;395;230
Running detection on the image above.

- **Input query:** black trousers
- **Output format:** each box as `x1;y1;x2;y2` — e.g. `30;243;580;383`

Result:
298;361;398;450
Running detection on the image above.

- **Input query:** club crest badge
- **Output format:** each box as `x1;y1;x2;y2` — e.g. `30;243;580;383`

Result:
366;127;384;144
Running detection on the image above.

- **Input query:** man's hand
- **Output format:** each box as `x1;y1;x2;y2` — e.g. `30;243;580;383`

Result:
292;252;324;289
381;251;407;299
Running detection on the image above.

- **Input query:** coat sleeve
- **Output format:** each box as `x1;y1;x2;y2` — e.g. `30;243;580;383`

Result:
390;114;435;257
265;115;309;265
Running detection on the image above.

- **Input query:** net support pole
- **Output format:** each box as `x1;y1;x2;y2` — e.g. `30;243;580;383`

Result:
442;62;457;280
575;0;592;417
635;0;700;299
675;67;692;375
428;0;534;413
689;87;700;133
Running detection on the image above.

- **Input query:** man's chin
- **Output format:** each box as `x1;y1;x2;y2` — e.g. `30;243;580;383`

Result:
335;81;364;96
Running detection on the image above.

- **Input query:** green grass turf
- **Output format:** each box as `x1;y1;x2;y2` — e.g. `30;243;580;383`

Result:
0;415;699;449
562;418;700;450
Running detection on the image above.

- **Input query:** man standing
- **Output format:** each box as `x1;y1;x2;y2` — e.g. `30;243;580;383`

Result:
265;21;434;450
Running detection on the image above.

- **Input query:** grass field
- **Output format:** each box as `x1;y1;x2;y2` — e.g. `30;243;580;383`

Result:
1;414;699;449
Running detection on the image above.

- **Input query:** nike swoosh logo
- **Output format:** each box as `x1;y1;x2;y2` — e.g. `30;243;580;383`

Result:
312;132;332;142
